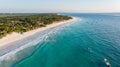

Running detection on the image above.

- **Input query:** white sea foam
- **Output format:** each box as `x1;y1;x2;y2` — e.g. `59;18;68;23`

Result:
0;31;50;67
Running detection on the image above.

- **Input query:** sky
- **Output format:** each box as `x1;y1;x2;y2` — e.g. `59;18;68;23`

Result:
0;0;120;13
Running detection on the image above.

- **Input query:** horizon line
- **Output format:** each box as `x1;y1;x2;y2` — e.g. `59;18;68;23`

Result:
0;12;120;14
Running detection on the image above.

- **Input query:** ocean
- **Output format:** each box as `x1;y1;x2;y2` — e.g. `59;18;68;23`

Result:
0;13;120;67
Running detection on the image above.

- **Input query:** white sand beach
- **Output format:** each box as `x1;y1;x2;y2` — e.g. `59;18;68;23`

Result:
0;17;77;47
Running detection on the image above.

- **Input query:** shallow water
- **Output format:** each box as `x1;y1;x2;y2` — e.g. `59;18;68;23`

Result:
1;13;120;67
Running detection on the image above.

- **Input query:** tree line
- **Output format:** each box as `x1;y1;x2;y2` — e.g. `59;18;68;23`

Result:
0;14;72;38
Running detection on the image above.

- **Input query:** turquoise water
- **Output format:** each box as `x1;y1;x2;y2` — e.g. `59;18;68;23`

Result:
2;13;120;67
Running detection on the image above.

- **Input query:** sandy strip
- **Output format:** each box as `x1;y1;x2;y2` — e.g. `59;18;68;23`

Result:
0;17;78;47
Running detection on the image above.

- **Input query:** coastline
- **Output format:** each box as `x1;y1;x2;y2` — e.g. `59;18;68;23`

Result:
0;17;77;47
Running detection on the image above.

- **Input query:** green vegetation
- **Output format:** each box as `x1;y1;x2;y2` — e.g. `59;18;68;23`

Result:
0;13;72;38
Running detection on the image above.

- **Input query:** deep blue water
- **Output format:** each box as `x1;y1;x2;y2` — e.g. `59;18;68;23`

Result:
1;13;120;67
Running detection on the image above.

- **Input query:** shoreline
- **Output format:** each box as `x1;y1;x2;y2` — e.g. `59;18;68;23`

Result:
0;17;78;47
